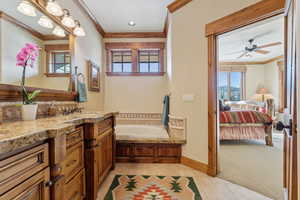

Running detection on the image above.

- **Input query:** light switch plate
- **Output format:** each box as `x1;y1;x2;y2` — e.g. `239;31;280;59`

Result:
182;94;194;102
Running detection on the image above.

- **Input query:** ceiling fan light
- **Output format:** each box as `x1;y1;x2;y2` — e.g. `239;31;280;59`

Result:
38;16;53;29
46;0;63;16
17;0;37;17
52;26;65;37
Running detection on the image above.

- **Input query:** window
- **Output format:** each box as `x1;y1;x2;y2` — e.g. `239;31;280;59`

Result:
112;51;132;72
45;44;71;77
105;42;165;76
139;50;160;73
50;52;71;73
219;71;244;101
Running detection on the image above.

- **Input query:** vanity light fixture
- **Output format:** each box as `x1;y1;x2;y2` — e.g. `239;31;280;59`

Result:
17;0;37;17
38;15;53;29
46;0;63;16
73;21;85;37
52;26;65;37
128;20;136;27
61;9;75;28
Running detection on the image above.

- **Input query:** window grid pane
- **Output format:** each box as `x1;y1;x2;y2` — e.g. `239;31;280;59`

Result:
138;50;160;73
50;52;71;73
112;51;132;72
218;72;243;101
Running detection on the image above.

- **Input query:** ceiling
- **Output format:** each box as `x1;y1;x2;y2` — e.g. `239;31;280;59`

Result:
83;0;174;32
218;15;284;62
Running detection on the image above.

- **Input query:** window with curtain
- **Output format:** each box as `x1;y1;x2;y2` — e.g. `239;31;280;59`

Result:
111;50;132;72
219;71;244;101
138;49;160;73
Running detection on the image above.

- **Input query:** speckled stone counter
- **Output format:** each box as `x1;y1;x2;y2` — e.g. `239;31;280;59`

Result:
0;111;117;155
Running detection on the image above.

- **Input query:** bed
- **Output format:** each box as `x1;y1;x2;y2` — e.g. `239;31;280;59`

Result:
219;110;273;146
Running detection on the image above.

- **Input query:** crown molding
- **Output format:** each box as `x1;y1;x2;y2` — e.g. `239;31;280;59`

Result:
167;0;193;13
163;13;169;36
0;11;64;41
220;55;284;65
73;0;105;37
104;32;166;38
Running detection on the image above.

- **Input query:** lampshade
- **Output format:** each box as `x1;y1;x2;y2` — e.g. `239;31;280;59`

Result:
17;0;37;17
52;26;65;37
38;16;53;29
73;21;85;37
46;0;63;16
61;9;75;28
257;88;268;94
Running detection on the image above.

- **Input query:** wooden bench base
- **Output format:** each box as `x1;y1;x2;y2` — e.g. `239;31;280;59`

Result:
116;142;181;163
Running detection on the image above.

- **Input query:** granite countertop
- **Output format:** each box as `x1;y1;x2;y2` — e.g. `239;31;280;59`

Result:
0;111;118;155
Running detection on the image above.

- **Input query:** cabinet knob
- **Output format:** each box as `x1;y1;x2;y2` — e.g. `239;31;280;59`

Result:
45;180;53;187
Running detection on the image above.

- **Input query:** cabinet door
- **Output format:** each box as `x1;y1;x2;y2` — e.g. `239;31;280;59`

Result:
0;168;50;200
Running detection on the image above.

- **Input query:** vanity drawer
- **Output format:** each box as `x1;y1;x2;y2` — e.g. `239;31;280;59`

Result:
64;169;86;200
66;126;83;148
63;142;84;183
97;118;113;135
0;143;49;195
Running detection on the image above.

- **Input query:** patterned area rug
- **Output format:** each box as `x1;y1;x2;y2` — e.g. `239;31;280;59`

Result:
104;175;202;200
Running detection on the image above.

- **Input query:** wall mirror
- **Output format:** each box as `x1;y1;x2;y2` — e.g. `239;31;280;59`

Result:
0;0;76;96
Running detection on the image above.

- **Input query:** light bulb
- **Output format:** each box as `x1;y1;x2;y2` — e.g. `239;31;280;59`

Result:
74;26;85;37
73;21;85;37
52;26;65;37
17;0;36;17
61;10;75;28
46;0;63;16
38;16;53;29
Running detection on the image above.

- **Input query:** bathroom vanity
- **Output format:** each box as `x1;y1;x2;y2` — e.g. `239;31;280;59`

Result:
0;112;117;200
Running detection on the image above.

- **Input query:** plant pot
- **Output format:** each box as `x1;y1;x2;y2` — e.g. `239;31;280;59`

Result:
22;104;38;121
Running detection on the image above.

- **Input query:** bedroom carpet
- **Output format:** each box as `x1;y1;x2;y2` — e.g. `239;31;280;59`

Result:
219;133;283;200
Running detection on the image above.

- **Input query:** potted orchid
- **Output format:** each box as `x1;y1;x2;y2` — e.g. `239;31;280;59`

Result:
16;43;40;121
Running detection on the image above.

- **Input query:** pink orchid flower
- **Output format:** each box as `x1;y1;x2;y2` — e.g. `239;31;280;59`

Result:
16;43;39;68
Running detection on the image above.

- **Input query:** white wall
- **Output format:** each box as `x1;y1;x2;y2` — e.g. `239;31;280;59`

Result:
245;65;265;100
168;0;261;163
57;0;105;111
0;19;43;84
103;38;168;113
264;61;280;107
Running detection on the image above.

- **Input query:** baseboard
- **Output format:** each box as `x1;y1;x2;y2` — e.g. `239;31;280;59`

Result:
181;156;208;174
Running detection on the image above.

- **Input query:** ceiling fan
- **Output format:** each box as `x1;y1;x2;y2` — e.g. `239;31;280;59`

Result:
234;39;282;59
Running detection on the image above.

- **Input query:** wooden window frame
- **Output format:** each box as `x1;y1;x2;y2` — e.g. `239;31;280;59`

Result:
105;42;165;76
219;71;245;101
45;44;71;77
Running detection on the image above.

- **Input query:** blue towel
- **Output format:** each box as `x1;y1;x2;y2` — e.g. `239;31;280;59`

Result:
162;95;170;127
77;81;87;102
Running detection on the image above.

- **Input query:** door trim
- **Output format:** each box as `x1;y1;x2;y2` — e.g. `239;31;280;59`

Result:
205;0;286;177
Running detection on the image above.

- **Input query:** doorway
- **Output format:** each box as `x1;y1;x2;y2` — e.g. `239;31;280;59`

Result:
216;15;284;199
206;0;298;200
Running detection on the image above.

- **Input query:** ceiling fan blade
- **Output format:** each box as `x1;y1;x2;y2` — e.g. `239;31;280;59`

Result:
257;42;282;49
237;51;248;59
255;49;270;54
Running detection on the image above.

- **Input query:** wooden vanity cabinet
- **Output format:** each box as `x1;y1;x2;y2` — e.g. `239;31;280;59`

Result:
84;117;115;200
0;143;50;200
63;126;86;200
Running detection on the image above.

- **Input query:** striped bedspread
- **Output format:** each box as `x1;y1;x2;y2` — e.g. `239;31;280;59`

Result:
220;110;272;124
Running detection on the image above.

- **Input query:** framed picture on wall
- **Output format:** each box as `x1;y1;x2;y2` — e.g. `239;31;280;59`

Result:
87;60;101;92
